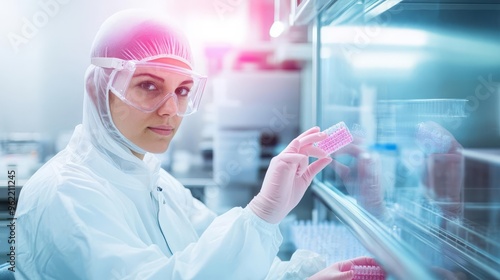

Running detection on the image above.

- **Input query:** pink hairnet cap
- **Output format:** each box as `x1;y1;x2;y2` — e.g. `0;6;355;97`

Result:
90;9;194;68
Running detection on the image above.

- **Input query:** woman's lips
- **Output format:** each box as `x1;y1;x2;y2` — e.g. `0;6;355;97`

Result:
148;126;173;136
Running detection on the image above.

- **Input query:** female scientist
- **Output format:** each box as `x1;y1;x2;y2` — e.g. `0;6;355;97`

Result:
15;9;377;279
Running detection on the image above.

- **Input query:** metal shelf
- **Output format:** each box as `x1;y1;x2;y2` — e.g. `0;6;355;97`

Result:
290;0;334;26
318;0;500;25
398;0;500;10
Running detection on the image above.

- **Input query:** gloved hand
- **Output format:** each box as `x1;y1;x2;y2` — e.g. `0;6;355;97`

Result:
326;138;387;220
417;121;464;220
248;127;332;224
308;256;380;280
424;153;464;218
355;153;387;218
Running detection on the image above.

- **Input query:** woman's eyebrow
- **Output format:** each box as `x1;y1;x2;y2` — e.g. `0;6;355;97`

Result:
180;79;194;85
133;73;164;82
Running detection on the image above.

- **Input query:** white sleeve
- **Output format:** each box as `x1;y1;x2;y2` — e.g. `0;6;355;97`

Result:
29;182;282;280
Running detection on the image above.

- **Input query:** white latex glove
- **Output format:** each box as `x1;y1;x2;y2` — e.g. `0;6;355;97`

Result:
248;127;333;224
308;256;380;280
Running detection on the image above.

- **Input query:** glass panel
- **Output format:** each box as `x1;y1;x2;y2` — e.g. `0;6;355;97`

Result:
316;0;500;279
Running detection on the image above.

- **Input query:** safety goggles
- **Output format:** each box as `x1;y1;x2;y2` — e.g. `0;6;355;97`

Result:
91;57;207;116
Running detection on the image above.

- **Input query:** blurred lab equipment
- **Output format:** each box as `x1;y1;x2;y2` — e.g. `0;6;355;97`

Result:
0;133;50;180
209;70;301;213
290;220;371;265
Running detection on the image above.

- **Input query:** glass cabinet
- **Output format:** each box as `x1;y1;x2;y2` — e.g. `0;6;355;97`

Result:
290;0;500;279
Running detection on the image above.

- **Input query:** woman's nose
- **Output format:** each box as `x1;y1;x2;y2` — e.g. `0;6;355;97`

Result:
157;94;178;116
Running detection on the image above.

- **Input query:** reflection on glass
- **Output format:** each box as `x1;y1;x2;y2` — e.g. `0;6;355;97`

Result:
417;121;465;224
327;121;465;224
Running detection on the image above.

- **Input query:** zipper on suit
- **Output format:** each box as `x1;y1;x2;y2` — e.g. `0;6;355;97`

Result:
152;186;173;255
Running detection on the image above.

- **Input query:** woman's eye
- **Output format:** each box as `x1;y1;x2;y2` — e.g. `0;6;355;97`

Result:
139;82;158;91
175;86;191;97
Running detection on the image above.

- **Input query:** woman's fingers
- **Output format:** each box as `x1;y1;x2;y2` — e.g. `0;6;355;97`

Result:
295;126;321;141
302;157;333;182
349;256;378;266
298;131;327;147
299;144;329;158
274;154;332;181
339;256;379;271
283;128;328;157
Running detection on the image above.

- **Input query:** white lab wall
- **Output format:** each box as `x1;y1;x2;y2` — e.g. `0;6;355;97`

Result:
2;0;114;136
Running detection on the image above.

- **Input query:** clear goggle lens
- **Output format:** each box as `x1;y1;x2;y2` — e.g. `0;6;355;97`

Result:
92;58;207;116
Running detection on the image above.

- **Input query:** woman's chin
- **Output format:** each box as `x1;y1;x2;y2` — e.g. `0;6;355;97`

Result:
145;143;170;154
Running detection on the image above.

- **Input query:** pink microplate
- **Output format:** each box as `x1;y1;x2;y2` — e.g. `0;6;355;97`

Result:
352;265;386;280
315;121;353;155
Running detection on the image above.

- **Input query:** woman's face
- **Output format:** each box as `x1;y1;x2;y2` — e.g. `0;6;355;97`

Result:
109;58;191;158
